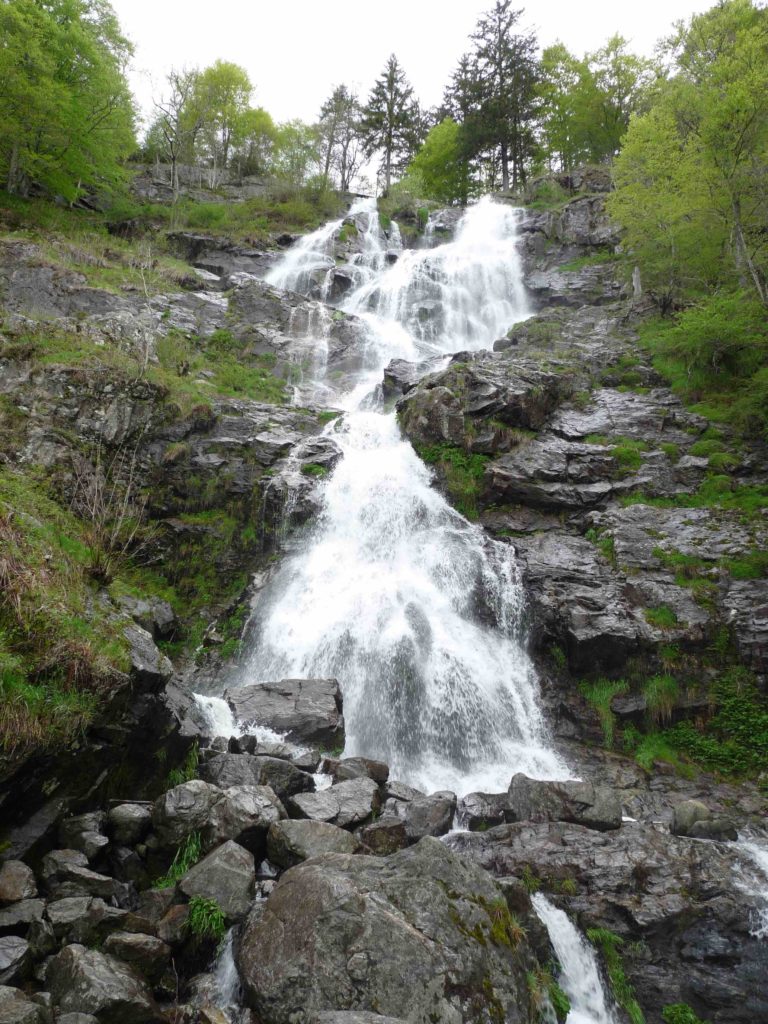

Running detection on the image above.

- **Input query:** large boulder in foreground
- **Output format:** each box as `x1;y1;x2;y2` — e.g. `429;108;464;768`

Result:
237;837;539;1024
507;774;622;831
46;944;163;1023
225;679;344;748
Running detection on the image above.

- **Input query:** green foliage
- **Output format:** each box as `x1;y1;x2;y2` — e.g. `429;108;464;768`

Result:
579;679;628;746
642;675;679;724
550;644;567;670
407;119;467;205
527;967;571;1024
186;895;226;945
360;54;421;193
586;928;645;1024
166;741;199;788
153;831;202;889
521;865;541;893
415;444;489;520
300;463;329;478
485;898;525;948
0;0;135;201
644;606;679;630
662;1004;708;1024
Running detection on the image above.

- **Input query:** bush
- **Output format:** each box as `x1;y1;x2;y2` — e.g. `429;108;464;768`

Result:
186;895;226;945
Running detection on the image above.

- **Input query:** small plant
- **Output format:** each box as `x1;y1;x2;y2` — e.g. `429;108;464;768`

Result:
166;740;199;788
662;1004;708;1024
644;605;679;629
643;674;679;724
586;928;644;1024
301;462;328;477
521;865;541;894
186;895;226;945
550;644;567;670
153;831;202;889
486;898;525;948
579;679;628;747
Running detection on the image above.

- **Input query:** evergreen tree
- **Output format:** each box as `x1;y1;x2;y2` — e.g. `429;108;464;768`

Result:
360;54;421;195
469;1;541;190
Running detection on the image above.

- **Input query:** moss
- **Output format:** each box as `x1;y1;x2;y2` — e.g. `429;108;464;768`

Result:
301;462;329;477
414;443;489;520
644;605;679;629
586;928;644;1024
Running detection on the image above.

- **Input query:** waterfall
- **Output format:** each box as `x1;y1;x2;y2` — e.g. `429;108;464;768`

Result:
209;197;569;795
735;835;768;939
531;894;618;1024
211;928;242;1021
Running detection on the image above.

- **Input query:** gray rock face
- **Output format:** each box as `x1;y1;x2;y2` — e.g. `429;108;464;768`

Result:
321;757;389;785
123;624;174;689
266;820;359;869
0;987;45;1024
671;800;737;842
507;774;622;831
357;818;408;856
0;938;29;985
108;804;152;846
0;901;45;936
225;678;344;748
457;792;510;831
238;837;538;1023
102;932;171;983
402;791;457;841
152;780;223;847
179;840;255;921
47;944;163;1023
215;784;287;856
313;1015;406;1024
289;778;381;829
200;753;314;803
0;865;37;906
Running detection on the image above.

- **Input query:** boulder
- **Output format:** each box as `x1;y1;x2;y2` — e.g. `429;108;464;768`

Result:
200;753;314;803
46;944;163;1023
151;780;224;847
403;792;457;841
313;1016;406;1024
0;939;29;985
0;987;45;1024
123;624;173;689
507;774;622;831
108;805;152;846
40;850;116;900
266;820;358;869
289;778;380;829
179;841;255;922
0;901;45;936
215;785;287;856
0;865;37;906
58;813;108;861
156;905;189;947
224;678;344;748
457;792;509;831
357;818;408;856
237;837;537;1022
322;757;389;785
102;932;171;983
671;800;738;842
233;736;321;772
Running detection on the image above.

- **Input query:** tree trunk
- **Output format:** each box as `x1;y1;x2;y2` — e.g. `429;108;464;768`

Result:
732;197;768;306
171;152;179;204
500;143;509;192
384;149;392;196
7;140;20;194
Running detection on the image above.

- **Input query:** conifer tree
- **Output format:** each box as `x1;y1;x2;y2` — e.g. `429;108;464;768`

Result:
360;55;421;194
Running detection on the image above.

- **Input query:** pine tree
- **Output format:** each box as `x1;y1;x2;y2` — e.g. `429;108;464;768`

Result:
360;54;421;195
469;1;541;191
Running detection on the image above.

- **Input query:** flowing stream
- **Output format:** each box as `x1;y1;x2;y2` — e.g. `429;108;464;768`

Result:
208;197;568;794
531;894;618;1024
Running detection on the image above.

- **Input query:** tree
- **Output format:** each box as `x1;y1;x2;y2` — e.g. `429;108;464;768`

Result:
407;119;466;205
469;1;541;190
0;0;135;200
581;35;656;162
538;43;589;172
231;107;278;176
152;68;204;201
317;85;362;190
272;121;320;188
192;60;253;173
360;54;421;194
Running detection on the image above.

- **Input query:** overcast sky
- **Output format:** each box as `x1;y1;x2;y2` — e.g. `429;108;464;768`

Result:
113;0;715;131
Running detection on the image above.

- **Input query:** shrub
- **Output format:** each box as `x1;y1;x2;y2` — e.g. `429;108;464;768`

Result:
186;895;226;945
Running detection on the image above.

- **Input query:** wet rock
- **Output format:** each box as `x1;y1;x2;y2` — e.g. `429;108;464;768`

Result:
108;804;152;846
224;678;344;748
457;792;509;831
215;785;287;857
152;780;223;847
156;905;189;946
321;757;389;785
47;944;163;1023
266;820;359;869
381;359;433;399
114;595;177;641
179;841;255;922
102;932;171;983
0;939;29;985
383;781;424;803
403;791;457;841
237;837;537;1022
0;865;37;906
58;813;108;861
57;1015;99;1024
233;736;321;772
357;818;408;856
123;625;173;690
313;1015;406;1024
289;777;381;829
507;774;622;831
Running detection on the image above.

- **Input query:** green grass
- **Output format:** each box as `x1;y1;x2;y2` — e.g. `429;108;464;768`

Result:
153;831;202;889
586;928;644;1024
186;895;226;944
642;675;679;724
662;1004;708;1024
644;605;679;629
166;740;199;788
301;463;328;477
579;678;628;746
415;444;489;520
559;249;615;272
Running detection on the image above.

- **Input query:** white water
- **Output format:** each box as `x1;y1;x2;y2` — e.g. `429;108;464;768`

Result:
532;894;618;1024
211;928;242;1021
735;835;768;939
209;196;569;794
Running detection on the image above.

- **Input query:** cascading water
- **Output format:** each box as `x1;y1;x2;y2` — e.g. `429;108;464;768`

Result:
735;835;768;939
212;196;569;794
531;894;618;1024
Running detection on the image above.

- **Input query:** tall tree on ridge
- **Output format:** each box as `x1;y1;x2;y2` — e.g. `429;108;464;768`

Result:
360;54;421;195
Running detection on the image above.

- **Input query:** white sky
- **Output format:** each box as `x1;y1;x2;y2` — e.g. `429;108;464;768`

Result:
113;0;715;131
